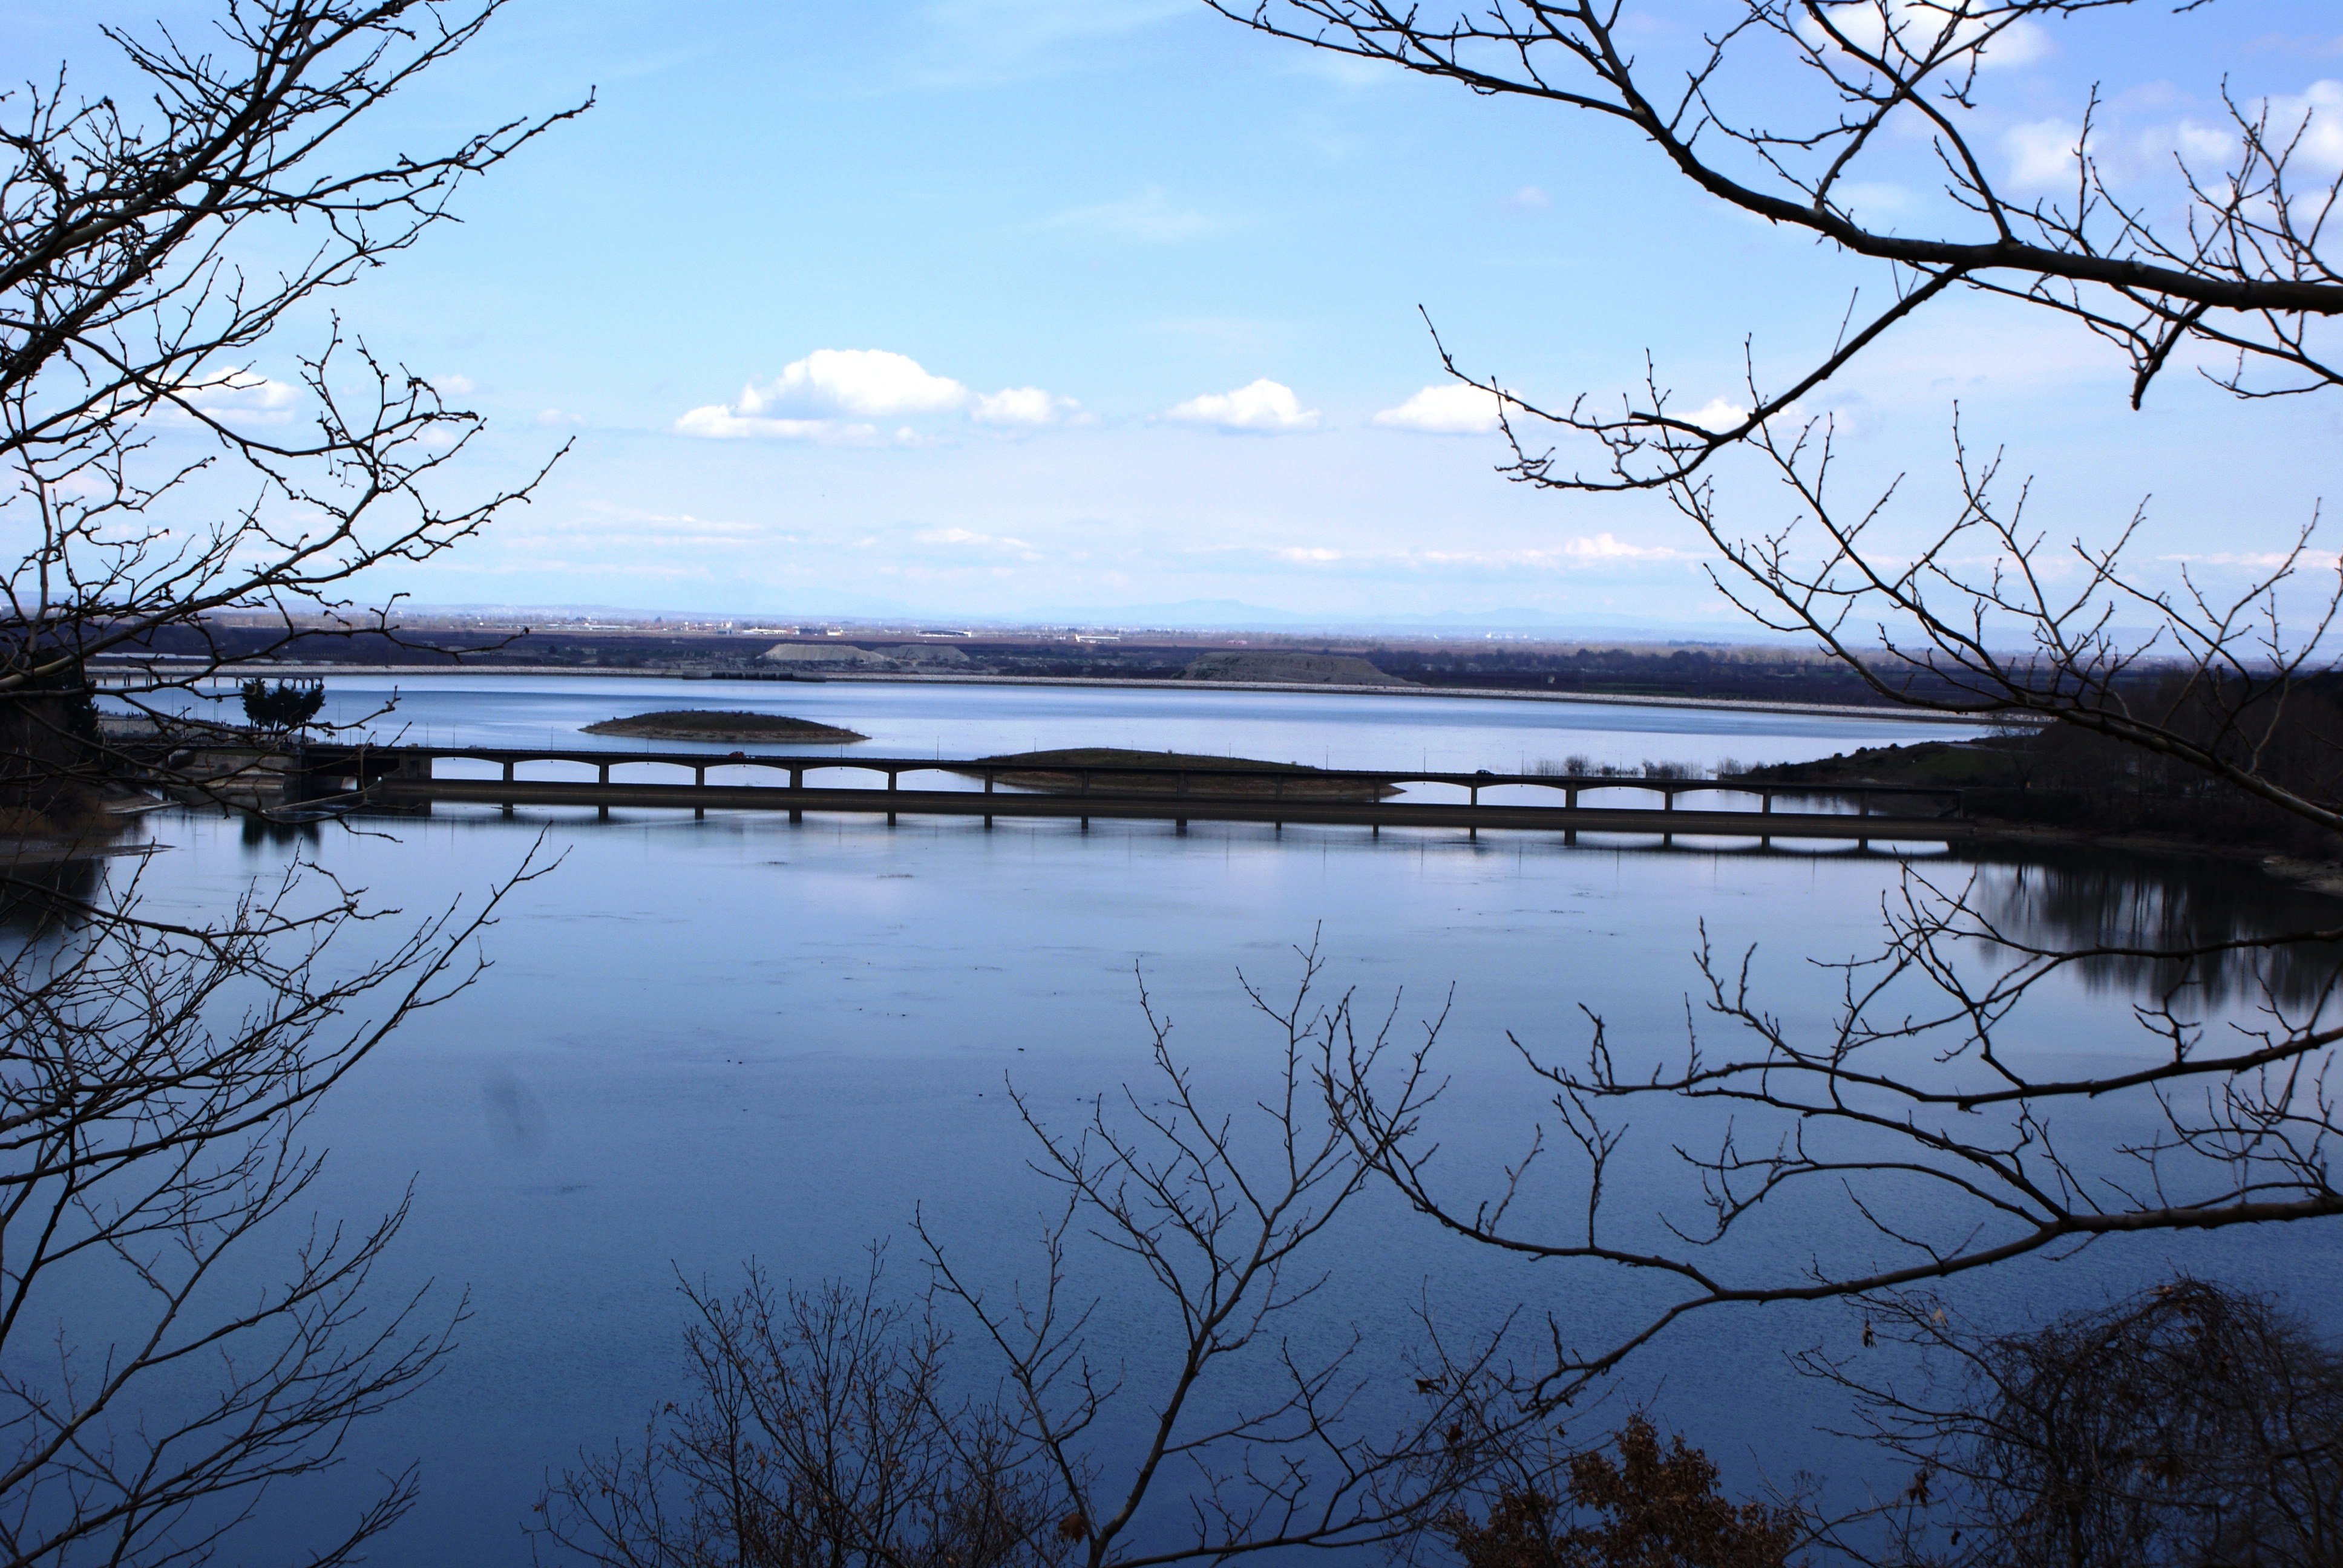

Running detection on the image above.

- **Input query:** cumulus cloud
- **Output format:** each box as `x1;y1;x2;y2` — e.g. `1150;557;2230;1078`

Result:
2172;119;2238;165
675;349;1076;440
2002;100;2305;194
2004;118;2085;189
745;348;969;418
1372;384;1506;434
174;370;300;425
1974;17;2053;68
1507;185;1551;209
1802;3;2052;71
430;373;476;396
1686;397;1752;433
972;386;1081;425
181;370;298;411
1562;532;1685;563
2264;80;2343;171
1164;378;1319;432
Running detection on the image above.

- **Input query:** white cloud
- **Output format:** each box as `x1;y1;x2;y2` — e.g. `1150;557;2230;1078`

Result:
973;386;1080;425
2171;119;2237;165
536;408;586;426
181;370;299;413
1164;378;1319;432
916;526;1041;560
167;370;300;427
1687;397;1751;433
1373;384;1506;434
1507;185;1552;209
1563;532;1687;563
1976;18;2053;69
430;373;476;396
2157;550;2327;570
2263;80;2343;171
2005;103;2270;193
675;349;1075;440
1802;4;2052;71
672;406;882;443
742;348;970;418
2004;117;2086;189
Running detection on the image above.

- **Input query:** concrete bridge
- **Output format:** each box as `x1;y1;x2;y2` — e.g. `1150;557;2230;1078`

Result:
277;745;1975;844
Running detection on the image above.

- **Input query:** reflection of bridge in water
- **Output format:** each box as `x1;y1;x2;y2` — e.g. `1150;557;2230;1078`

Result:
291;745;1977;846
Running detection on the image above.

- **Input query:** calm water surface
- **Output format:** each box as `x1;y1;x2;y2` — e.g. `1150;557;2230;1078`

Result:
64;681;2343;1563
174;670;1976;773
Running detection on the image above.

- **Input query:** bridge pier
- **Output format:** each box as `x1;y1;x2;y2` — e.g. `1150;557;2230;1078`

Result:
790;766;803;825
597;762;610;822
694;765;705;820
502;759;515;818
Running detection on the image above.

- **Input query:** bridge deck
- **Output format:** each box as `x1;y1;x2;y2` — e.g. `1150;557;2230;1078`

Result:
300;745;1961;802
359;779;1968;841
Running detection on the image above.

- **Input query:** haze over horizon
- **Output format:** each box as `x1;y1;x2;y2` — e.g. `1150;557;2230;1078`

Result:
10;0;2338;635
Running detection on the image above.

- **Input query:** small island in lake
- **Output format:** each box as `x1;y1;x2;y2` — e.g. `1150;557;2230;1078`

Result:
581;710;868;744
954;748;1398;802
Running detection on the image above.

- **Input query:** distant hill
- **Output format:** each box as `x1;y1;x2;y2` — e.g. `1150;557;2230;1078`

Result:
1178;652;1412;687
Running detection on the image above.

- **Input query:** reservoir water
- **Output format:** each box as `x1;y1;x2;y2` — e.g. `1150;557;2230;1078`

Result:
48;677;2343;1563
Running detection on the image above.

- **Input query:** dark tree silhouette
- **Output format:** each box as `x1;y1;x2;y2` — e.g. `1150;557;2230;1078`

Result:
1205;0;2343;1403
1805;1279;2343;1568
240;677;327;731
0;2;577;1562
1442;1414;1804;1568
545;955;1537;1568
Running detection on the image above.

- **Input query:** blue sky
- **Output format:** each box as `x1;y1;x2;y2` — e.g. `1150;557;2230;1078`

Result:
16;1;2343;632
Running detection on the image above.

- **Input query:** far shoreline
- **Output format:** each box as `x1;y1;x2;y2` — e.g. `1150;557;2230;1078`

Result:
98;662;2008;726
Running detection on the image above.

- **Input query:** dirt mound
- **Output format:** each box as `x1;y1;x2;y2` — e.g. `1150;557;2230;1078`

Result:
954;748;1395;801
581;711;867;743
